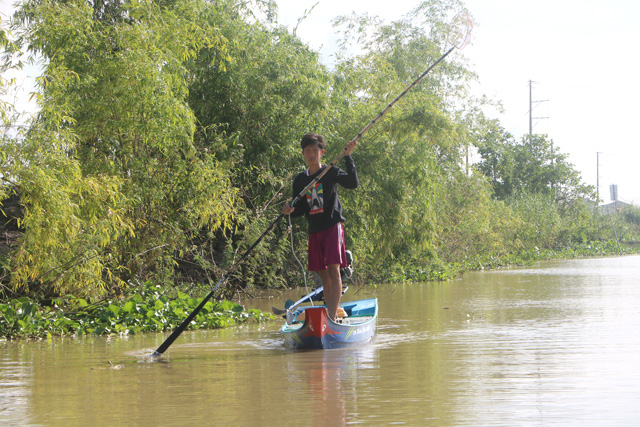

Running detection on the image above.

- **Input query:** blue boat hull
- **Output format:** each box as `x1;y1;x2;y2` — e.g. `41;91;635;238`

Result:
281;298;378;349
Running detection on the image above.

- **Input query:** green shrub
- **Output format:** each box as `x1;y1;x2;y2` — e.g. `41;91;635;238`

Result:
0;282;273;339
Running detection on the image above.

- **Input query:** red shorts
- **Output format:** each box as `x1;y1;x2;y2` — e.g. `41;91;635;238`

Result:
307;222;348;271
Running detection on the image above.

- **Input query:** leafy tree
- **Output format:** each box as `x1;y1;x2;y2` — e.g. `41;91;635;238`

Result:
327;0;479;275
3;0;614;302
475;122;595;203
474;122;599;252
3;0;238;298
181;1;342;290
435;171;522;263
0;27;14;126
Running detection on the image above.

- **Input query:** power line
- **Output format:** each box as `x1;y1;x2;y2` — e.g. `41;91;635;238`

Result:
528;80;549;137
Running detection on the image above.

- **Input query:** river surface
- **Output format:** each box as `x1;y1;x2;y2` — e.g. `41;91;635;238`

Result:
1;255;640;426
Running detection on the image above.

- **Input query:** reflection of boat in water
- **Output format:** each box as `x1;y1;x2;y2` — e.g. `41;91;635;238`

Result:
282;336;378;426
281;298;378;349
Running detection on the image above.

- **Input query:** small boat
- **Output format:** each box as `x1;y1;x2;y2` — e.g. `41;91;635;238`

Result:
281;298;378;349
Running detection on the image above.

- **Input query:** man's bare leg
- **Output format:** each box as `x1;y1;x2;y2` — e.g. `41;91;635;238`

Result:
316;264;342;321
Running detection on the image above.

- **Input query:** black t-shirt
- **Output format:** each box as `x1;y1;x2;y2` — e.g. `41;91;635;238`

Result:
290;155;358;234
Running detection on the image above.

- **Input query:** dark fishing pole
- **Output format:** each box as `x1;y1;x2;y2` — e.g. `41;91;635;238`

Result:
152;214;284;356
151;11;473;356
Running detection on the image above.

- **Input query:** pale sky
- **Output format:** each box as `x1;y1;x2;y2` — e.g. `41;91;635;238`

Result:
2;0;639;203
275;0;640;204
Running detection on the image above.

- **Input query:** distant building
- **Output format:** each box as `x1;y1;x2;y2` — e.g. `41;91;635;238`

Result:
599;200;632;215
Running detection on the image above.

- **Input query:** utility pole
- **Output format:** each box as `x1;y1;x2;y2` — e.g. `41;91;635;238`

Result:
529;80;533;137
528;80;549;139
596;151;602;210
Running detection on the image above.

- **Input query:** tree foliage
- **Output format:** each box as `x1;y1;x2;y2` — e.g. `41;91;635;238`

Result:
3;0;238;297
0;0;613;301
475;122;595;203
326;0;474;273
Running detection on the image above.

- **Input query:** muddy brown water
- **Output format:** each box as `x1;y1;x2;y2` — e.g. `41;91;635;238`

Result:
2;255;640;426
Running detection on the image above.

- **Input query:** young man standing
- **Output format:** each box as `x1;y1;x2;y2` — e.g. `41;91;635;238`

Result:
282;133;358;321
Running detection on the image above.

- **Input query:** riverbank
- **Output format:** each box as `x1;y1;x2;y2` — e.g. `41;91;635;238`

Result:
0;282;274;340
2;238;635;340
386;239;638;283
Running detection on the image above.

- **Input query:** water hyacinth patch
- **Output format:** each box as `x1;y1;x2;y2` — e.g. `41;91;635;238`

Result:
0;283;274;339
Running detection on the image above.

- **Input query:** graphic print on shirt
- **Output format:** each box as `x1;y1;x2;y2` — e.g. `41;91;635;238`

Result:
306;182;324;215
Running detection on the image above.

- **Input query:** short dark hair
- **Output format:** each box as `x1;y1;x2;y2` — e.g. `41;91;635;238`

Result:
300;133;327;150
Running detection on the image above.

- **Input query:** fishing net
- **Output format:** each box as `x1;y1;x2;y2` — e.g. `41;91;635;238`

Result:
448;11;474;50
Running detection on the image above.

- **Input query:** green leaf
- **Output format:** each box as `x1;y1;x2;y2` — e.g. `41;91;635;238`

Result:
123;301;136;313
108;304;120;316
